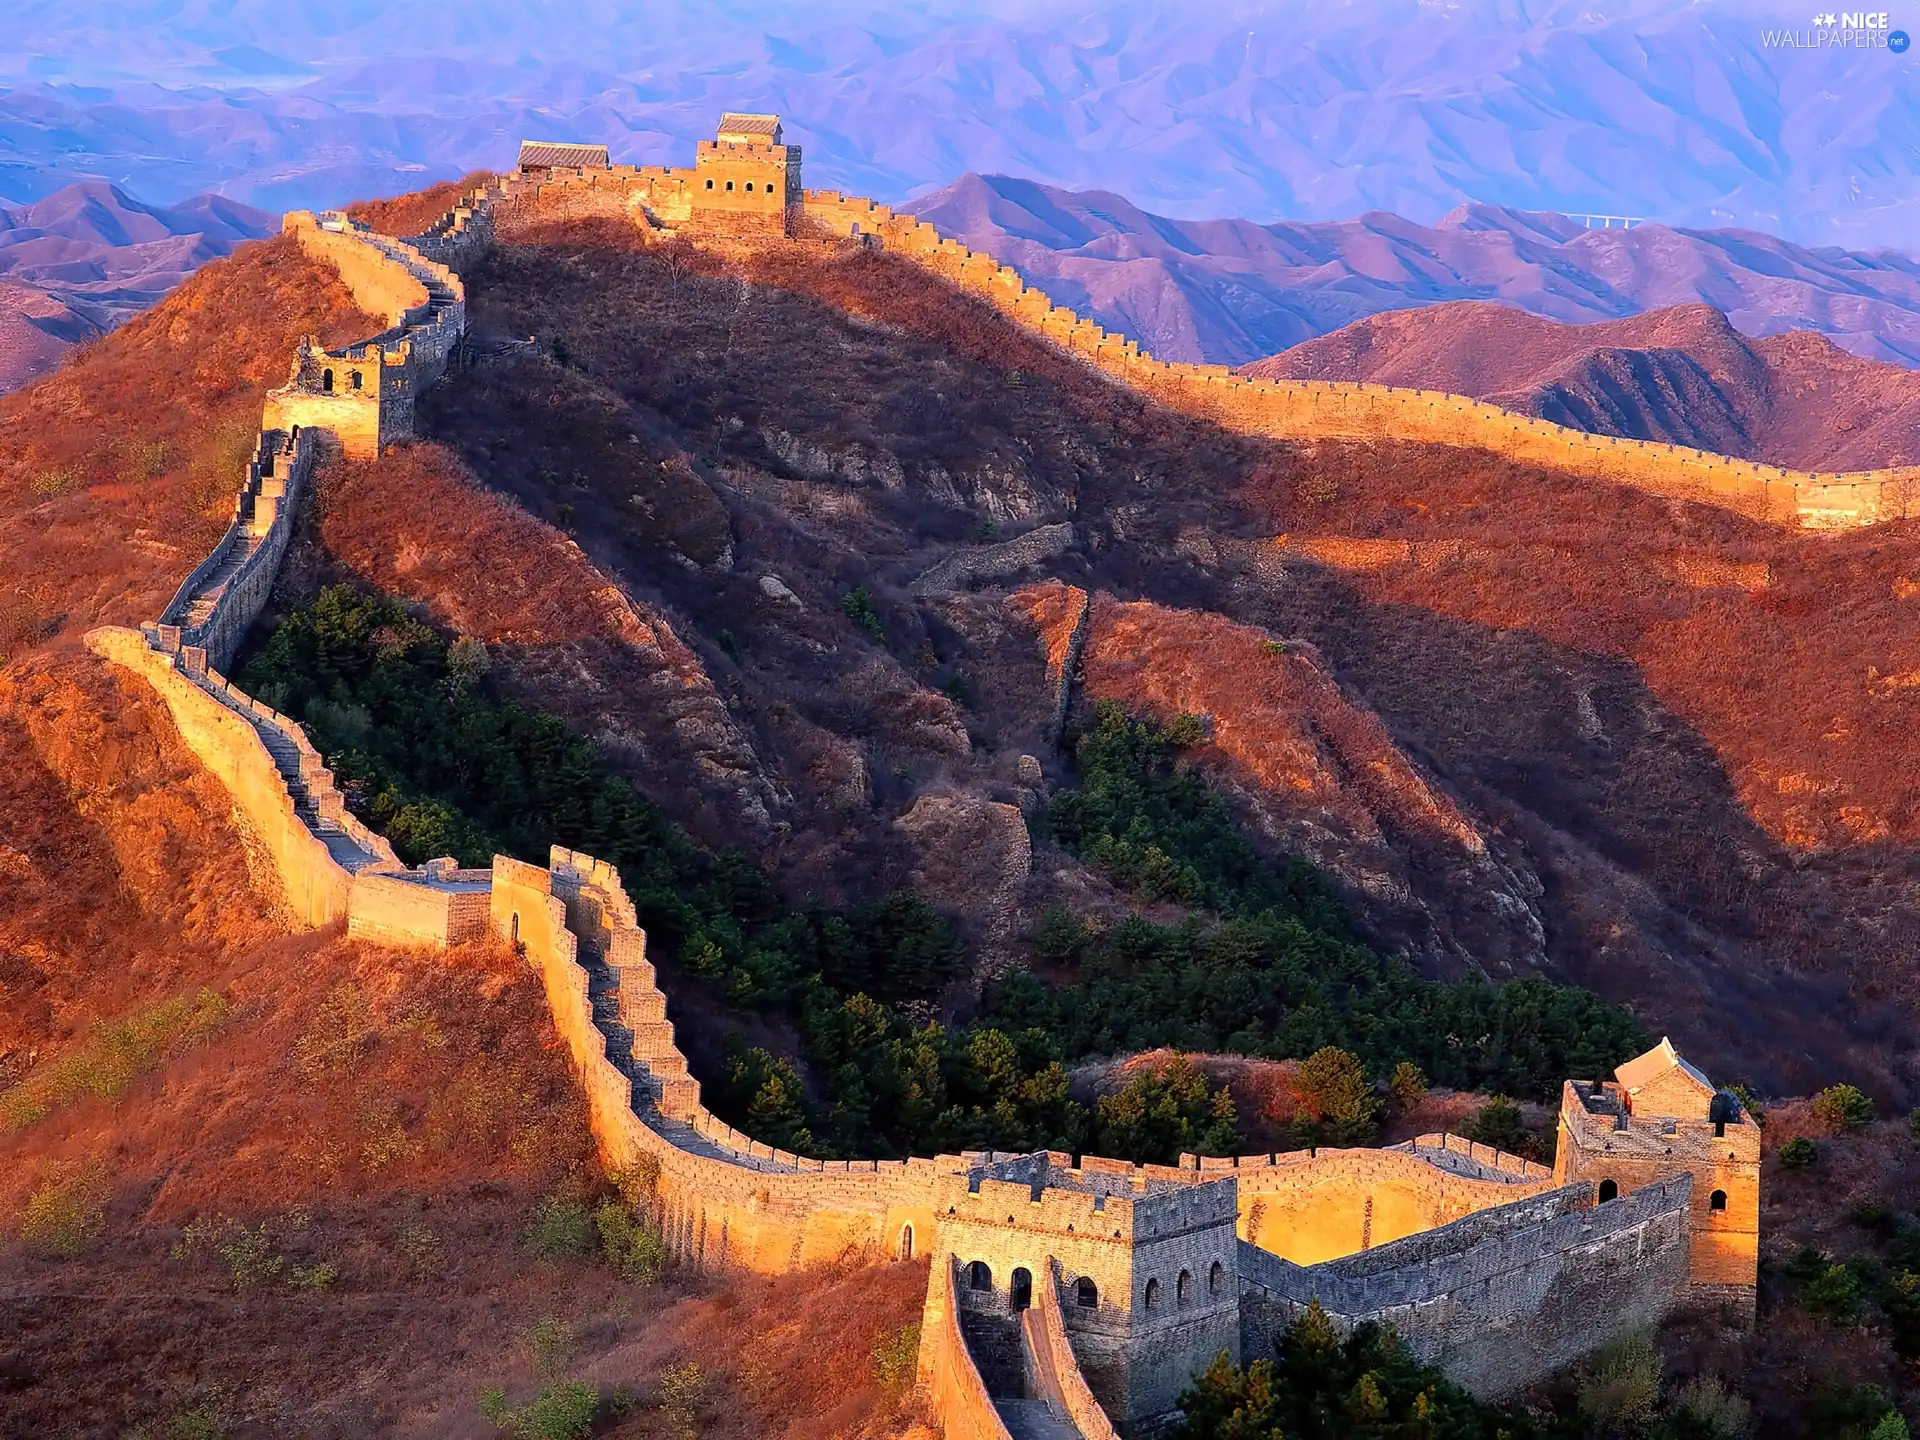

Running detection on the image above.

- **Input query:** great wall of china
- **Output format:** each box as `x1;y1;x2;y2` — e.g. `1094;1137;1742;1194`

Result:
81;114;1774;1437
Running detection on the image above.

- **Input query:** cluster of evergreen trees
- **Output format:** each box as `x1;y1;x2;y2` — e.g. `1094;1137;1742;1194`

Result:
242;587;1645;1166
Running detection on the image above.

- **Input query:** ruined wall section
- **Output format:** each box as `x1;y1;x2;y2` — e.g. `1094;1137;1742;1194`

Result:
1238;1175;1692;1396
267;210;470;459
799;190;1919;530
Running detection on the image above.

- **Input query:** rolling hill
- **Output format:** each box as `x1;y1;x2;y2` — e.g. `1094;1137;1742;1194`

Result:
1243;302;1920;471
906;174;1920;368
0;182;273;392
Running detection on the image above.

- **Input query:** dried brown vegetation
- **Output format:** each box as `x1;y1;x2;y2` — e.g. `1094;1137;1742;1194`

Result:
346;171;497;239
0;236;381;642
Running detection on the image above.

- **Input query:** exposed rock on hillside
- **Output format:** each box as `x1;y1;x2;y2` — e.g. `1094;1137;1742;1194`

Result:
1010;585;1548;976
292;443;790;845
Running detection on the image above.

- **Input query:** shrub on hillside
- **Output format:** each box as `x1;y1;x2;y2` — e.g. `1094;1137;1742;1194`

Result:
478;1382;598;1440
1092;1058;1240;1161
595;1201;668;1283
1577;1328;1661;1433
522;1195;595;1263
1387;1061;1427;1112
1462;1096;1531;1156
1288;1047;1379;1146
1780;1136;1819;1169
1815;1084;1875;1131
19;1158;110;1256
1174;1303;1549;1438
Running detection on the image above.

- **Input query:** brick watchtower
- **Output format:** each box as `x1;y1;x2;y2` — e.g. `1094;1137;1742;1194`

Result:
933;1153;1241;1434
1554;1038;1760;1324
688;112;802;237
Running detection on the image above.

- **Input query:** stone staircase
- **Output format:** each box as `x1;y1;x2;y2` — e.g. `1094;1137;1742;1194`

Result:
996;1401;1080;1440
180;531;264;629
244;704;385;874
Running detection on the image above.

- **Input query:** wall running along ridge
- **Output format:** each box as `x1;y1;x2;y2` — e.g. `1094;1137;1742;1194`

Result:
1237;1175;1695;1398
77;131;1761;1437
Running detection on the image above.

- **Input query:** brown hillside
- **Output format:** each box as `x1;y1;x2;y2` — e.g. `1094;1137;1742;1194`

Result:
346;171;498;239
0;236;382;649
353;204;1920;1096
0;648;926;1439
1245;301;1920;469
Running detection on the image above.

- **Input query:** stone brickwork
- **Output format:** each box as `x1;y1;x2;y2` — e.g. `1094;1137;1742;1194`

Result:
1556;1041;1761;1323
264;210;470;459
1238;1175;1694;1398
347;859;493;948
1212;1139;1557;1267
82;117;1778;1438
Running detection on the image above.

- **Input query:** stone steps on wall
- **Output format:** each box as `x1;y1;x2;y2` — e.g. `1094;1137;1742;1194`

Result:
996;1402;1079;1440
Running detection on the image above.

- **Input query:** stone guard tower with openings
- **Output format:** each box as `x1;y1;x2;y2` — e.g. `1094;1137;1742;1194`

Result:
1555;1037;1761;1323
689;112;802;236
937;1153;1242;1433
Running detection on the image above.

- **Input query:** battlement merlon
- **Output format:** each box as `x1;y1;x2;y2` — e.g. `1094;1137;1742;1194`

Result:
936;1160;1239;1242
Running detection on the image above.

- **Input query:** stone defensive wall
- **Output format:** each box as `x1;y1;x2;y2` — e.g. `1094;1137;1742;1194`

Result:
152;428;314;672
74;142;1751;1431
262;210;471;459
1180;1137;1555;1267
1237;1173;1693;1397
83;625;395;925
920;1255;1015;1440
795;190;1919;531
1033;1258;1123;1440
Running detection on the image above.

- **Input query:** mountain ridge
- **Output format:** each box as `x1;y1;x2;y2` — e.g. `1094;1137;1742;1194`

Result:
0;181;274;393
905;173;1920;368
1243;301;1920;471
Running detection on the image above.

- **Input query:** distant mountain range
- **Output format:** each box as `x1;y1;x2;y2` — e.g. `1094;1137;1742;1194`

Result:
0;0;1914;246
907;175;1920;369
1246;302;1920;471
0;183;272;391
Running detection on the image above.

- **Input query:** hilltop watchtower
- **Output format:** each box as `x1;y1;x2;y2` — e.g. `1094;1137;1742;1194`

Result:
689;112;802;237
932;1153;1240;1433
1555;1038;1760;1323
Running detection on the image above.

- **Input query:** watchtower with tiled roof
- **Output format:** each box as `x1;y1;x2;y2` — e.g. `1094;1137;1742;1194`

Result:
1555;1037;1760;1323
691;112;802;236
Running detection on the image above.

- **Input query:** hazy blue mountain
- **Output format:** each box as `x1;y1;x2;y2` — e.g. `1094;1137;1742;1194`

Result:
0;181;273;390
0;0;1914;247
905;174;1920;366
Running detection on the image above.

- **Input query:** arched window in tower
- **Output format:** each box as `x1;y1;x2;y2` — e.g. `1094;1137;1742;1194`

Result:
1209;1260;1225;1295
967;1260;992;1292
1177;1270;1193;1306
1598;1178;1619;1203
321;368;333;393
1011;1267;1032;1311
1144;1277;1161;1310
1075;1276;1098;1308
351;370;363;390
706;179;714;190
1710;1190;1727;1211
898;1225;914;1261
726;180;735;191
